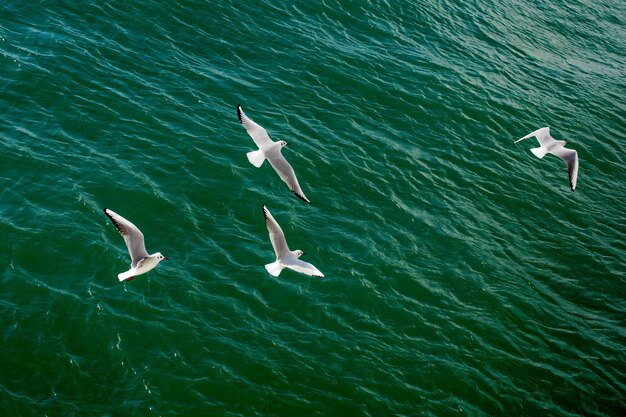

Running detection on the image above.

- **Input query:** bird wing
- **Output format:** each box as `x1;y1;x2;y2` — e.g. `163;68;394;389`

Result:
551;146;579;191
104;208;149;268
267;152;311;204
237;105;273;149
283;258;324;277
263;205;290;259
515;127;553;146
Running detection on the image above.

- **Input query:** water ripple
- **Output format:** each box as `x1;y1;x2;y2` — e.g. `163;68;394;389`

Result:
0;0;624;415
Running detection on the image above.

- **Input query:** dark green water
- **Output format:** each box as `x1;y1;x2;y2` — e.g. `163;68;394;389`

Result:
1;1;624;416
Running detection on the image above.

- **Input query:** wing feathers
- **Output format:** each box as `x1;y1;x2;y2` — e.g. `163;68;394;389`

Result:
283;259;324;277
237;105;273;148
237;105;312;203
552;147;579;191
515;127;551;145
103;208;149;267
262;205;289;258
267;154;311;204
516;127;580;192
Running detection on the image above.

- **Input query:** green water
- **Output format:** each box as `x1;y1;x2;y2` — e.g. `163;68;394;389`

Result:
1;1;624;416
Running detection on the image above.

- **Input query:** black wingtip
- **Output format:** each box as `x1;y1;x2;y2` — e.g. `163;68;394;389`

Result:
293;191;311;204
262;205;271;227
103;208;125;235
236;104;243;123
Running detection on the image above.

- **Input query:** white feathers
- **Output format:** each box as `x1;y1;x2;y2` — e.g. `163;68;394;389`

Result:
246;149;266;168
100;107;585;287
103;208;168;282
237;105;312;204
264;260;283;277
515;127;580;191
262;205;324;278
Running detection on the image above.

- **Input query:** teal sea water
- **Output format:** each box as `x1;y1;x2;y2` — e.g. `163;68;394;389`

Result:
1;0;625;415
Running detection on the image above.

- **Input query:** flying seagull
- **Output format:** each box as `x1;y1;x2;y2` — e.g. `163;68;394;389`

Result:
237;104;311;204
262;205;324;278
103;208;168;282
515;127;579;191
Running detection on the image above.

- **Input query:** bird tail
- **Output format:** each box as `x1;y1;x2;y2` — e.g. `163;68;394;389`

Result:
247;150;266;168
118;269;135;282
530;146;549;159
264;261;283;277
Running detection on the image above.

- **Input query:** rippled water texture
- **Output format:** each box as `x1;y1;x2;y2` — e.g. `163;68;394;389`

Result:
1;0;624;416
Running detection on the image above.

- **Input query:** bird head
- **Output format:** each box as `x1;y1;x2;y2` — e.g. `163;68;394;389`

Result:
279;140;289;147
295;250;305;258
155;252;168;262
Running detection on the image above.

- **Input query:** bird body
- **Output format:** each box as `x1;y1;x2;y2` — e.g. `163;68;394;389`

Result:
237;105;311;204
262;205;324;278
246;139;286;167
103;208;167;282
515;127;579;191
117;253;166;281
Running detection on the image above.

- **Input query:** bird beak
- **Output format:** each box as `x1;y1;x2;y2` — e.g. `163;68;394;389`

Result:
163;257;169;261
302;252;306;256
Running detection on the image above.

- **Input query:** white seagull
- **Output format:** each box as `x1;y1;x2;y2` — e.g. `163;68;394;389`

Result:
237;104;312;204
262;205;324;278
103;208;168;282
515;127;579;191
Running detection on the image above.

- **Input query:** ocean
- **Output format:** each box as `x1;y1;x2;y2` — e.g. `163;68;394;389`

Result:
1;0;624;416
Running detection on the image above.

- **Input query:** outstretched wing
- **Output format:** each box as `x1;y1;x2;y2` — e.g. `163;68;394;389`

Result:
103;208;149;267
552;146;579;191
237;105;273;149
263;205;290;259
283;258;324;277
267;152;311;204
515;127;553;146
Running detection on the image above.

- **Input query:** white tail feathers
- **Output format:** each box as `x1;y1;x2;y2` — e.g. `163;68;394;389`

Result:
531;146;549;159
118;269;135;282
265;261;283;277
247;150;266;168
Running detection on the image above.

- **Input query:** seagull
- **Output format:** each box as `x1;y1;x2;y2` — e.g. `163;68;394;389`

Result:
237;104;312;204
515;127;579;191
103;208;168;282
262;205;324;278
